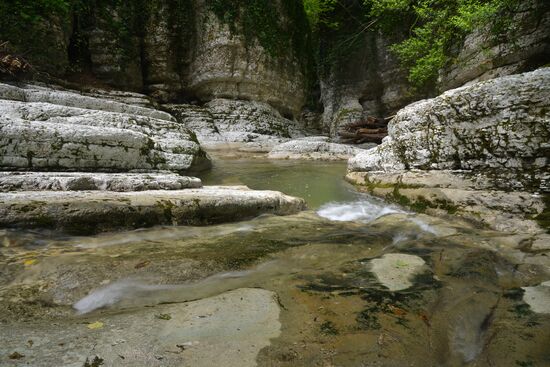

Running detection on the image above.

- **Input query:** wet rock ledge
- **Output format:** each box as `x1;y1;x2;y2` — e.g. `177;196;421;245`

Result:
0;180;305;234
0;83;306;233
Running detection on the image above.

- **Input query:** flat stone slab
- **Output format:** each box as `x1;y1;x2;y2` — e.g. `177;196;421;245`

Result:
523;281;550;314
0;186;306;233
0;171;202;192
368;253;427;291
346;170;546;233
269;138;363;161
0;288;281;367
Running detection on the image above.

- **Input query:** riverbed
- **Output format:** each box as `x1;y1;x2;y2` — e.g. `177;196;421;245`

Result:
1;153;549;367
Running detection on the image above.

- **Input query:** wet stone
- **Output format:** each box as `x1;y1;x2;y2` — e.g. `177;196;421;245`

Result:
523;281;550;314
368;253;428;291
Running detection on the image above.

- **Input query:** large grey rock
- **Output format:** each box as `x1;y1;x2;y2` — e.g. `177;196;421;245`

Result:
186;1;307;118
0;186;306;233
0;172;202;192
0;83;209;173
349;69;550;191
268;138;364;161
166;99;305;148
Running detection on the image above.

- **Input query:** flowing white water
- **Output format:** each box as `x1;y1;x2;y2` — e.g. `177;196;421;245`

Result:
316;199;405;223
74;280;178;314
73;267;270;314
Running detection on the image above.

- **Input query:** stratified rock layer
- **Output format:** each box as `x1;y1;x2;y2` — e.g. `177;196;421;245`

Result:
0;186;306;233
0;83;209;172
0;172;202;192
349;69;550;192
165;99;305;148
268;137;363;161
347;69;549;233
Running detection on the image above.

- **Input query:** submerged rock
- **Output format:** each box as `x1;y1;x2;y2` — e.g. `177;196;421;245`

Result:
0;172;202;192
0;288;281;367
523;281;550;314
368;253;427;291
268;138;363;161
0;83;210;173
0;186;306;233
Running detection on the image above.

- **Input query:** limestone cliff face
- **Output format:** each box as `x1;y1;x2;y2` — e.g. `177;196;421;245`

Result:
348;68;550;192
321;0;550;136
185;1;307;118
1;1;309;119
320;31;412;136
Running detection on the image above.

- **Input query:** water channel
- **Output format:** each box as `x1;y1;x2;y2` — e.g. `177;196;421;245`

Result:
1;152;549;366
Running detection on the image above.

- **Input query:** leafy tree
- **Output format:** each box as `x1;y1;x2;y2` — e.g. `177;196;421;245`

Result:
364;0;522;87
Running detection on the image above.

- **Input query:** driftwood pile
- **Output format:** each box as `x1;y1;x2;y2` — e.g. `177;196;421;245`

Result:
338;115;394;144
0;41;32;78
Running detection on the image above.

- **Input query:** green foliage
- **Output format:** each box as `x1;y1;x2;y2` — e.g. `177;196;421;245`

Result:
0;0;70;24
0;0;73;72
363;0;522;87
303;0;339;30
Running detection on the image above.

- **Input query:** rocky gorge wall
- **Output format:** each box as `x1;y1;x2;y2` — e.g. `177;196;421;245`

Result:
348;68;550;192
0;0;311;119
320;0;550;136
346;68;550;233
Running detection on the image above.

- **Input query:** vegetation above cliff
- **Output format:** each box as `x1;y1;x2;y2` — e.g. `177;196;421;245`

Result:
0;0;542;97
308;0;525;88
368;0;524;87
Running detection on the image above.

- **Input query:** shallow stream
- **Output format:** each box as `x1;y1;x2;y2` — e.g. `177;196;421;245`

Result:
1;153;549;366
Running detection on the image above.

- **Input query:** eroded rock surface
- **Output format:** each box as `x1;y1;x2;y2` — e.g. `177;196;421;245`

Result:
0;288;281;367
0;186;306;233
347;170;548;233
349;68;550;191
0;172;202;192
0;83;209;173
523;281;550;314
368;253;427;291
347;69;549;232
166;99;305;149
268;137;363;161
